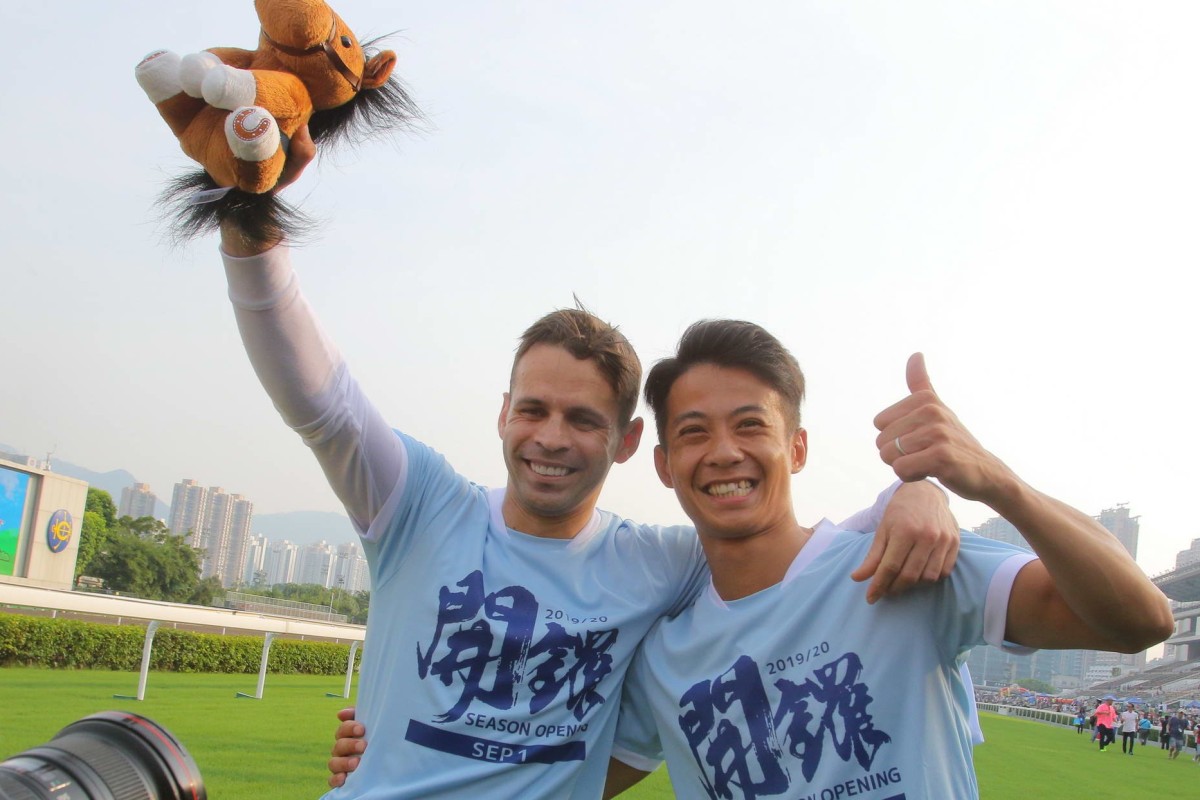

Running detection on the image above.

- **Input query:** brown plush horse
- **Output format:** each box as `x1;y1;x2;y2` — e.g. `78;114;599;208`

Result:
136;0;418;240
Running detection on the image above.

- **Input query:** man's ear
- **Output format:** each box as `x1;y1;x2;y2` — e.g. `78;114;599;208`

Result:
361;52;397;90
791;428;808;473
497;392;511;438
653;444;674;488
613;417;644;464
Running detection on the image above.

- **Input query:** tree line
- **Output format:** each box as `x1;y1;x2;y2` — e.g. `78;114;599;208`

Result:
77;488;369;623
78;487;220;604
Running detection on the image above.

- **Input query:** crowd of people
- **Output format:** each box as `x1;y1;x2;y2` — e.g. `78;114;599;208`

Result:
973;689;1070;710
975;687;1200;764
1070;700;1195;756
1040;695;1200;760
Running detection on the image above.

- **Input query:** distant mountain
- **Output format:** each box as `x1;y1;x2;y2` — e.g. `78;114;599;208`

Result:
0;443;353;546
0;444;171;519
53;461;172;519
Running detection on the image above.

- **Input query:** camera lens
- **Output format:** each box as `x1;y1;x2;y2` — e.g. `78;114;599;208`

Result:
0;712;205;800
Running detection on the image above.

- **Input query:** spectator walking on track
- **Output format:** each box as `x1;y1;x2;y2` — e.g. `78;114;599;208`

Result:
1119;704;1139;754
1095;698;1118;752
1167;710;1188;759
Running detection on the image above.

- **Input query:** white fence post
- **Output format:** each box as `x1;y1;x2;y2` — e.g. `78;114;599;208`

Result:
327;640;360;699
113;620;160;701
236;632;276;699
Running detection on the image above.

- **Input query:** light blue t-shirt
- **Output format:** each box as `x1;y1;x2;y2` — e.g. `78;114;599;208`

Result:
614;524;1034;800
325;434;708;800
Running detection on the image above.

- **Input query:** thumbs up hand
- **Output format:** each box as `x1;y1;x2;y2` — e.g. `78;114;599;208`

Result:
874;354;1015;504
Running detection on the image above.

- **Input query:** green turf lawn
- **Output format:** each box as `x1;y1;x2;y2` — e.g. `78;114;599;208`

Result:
974;712;1192;796
0;667;1194;798
0;667;351;799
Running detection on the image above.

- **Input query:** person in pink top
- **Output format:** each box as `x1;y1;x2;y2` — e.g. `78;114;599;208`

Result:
1094;698;1118;751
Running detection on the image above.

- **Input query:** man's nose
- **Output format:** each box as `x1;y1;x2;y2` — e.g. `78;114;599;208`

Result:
705;429;744;466
535;415;570;451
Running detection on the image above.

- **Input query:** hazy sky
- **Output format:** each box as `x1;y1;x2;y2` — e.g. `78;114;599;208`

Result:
4;2;1197;577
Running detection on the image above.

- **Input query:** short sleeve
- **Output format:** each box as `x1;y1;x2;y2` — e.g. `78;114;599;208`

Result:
929;533;1037;660
612;646;666;769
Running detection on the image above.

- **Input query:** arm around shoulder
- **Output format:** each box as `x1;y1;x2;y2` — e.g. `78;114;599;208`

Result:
846;479;961;603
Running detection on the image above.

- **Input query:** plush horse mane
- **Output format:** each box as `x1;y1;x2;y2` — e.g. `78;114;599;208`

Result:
307;36;421;149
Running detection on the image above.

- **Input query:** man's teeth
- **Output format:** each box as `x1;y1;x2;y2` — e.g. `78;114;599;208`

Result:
707;480;752;497
531;463;570;477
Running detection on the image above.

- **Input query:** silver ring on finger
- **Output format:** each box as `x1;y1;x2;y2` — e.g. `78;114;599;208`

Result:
894;436;908;456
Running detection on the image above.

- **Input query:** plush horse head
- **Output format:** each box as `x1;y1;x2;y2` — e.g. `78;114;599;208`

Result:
136;0;419;241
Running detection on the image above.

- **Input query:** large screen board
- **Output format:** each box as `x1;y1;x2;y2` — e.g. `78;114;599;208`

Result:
0;465;31;576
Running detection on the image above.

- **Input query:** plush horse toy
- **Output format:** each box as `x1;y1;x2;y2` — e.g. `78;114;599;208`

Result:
136;0;418;241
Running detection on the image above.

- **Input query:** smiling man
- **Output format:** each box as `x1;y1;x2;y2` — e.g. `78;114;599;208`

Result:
610;319;1173;799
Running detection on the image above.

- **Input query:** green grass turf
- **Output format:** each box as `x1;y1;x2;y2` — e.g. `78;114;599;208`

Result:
0;667;351;799
1;667;1195;798
973;712;1193;796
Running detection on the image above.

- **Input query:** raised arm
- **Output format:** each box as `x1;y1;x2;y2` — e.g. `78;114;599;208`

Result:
219;128;404;533
873;354;1173;652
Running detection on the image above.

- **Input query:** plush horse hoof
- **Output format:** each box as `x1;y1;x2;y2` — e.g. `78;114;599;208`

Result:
225;106;280;163
180;52;225;99
135;50;182;103
202;64;258;110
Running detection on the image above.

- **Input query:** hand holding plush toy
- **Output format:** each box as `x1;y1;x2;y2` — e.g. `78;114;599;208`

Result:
136;0;418;241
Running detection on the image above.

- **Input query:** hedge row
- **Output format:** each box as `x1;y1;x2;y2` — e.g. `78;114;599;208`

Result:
0;614;361;675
